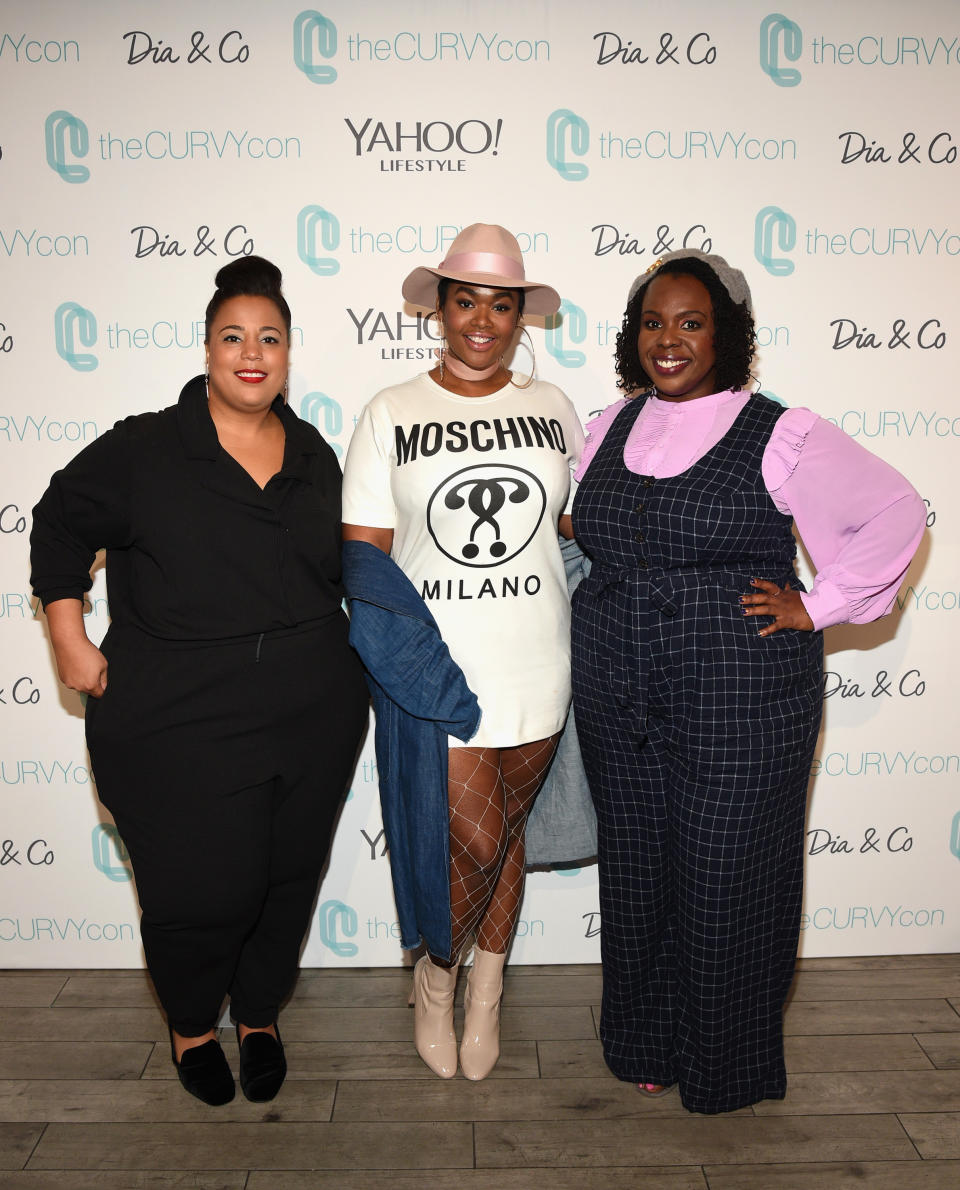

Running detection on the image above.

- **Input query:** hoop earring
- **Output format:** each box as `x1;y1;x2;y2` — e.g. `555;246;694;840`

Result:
509;326;536;389
436;315;446;383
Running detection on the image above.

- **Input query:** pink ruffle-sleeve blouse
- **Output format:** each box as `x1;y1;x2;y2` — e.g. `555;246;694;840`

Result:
574;389;925;631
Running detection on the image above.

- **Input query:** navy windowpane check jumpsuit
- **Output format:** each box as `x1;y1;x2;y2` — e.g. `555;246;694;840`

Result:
571;394;823;1114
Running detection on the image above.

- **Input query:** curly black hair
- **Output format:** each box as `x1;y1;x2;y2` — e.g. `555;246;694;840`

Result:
613;256;755;394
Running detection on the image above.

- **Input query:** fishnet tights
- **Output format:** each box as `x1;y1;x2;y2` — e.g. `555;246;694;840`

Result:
444;733;559;958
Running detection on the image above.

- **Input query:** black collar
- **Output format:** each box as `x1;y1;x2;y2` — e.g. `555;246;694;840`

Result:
176;375;320;478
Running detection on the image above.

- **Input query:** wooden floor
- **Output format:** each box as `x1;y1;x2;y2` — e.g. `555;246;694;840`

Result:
1;954;959;1188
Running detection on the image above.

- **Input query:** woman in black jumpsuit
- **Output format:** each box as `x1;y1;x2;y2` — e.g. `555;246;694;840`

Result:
30;257;367;1105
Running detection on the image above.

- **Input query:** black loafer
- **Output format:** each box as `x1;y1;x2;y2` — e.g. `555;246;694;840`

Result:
238;1026;287;1102
170;1032;235;1105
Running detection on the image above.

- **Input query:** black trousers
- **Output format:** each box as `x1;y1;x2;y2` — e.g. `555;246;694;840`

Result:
86;613;367;1036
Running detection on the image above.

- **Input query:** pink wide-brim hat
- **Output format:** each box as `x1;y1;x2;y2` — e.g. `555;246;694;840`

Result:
402;223;561;317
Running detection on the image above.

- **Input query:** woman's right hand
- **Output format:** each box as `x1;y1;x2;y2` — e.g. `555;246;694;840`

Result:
54;636;108;697
45;598;108;697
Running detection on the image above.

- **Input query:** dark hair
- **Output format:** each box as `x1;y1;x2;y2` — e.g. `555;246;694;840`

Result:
204;255;292;342
435;275;526;319
613;256;755;394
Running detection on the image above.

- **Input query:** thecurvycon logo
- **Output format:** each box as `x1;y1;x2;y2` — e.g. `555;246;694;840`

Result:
546;302;587;368
547;109;589;181
297;205;340;276
300;393;344;457
760;13;802;86
293;10;337;83
755;207;960;274
45;109;299;180
801;905;945;930
755;206;797;276
317;898;359;956
54;302;98;372
50;307;305;360
760;11;960;84
54;302;98;371
45;110;89;183
0;33;79;63
91;824;133;883
303;15;549;73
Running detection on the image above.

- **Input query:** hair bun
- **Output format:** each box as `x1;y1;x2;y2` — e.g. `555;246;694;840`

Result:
203;254;292;340
213;255;283;300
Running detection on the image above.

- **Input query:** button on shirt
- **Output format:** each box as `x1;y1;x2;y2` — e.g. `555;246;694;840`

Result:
30;375;346;641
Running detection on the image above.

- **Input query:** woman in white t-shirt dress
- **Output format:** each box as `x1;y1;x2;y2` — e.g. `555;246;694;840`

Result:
342;224;583;1080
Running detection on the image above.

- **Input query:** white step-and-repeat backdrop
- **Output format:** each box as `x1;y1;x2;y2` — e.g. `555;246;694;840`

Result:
1;1;956;967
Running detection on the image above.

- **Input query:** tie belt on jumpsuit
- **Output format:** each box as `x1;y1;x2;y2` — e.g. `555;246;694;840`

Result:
587;560;793;728
588;561;678;724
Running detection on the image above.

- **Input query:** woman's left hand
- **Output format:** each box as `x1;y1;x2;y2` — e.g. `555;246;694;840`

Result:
740;578;814;636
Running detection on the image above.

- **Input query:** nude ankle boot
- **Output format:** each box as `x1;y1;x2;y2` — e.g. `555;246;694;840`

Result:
412;954;459;1078
459;946;506;1080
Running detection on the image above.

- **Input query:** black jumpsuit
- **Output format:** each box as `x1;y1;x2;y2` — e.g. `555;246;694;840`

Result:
31;376;367;1035
571;394;823;1114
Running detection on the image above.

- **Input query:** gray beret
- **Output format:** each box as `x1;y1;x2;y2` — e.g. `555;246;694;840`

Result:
628;249;752;311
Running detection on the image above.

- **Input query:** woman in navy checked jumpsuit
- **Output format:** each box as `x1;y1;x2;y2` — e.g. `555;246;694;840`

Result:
571;251;924;1113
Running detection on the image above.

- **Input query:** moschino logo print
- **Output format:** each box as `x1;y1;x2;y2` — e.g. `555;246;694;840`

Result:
394;415;567;465
427;465;546;568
